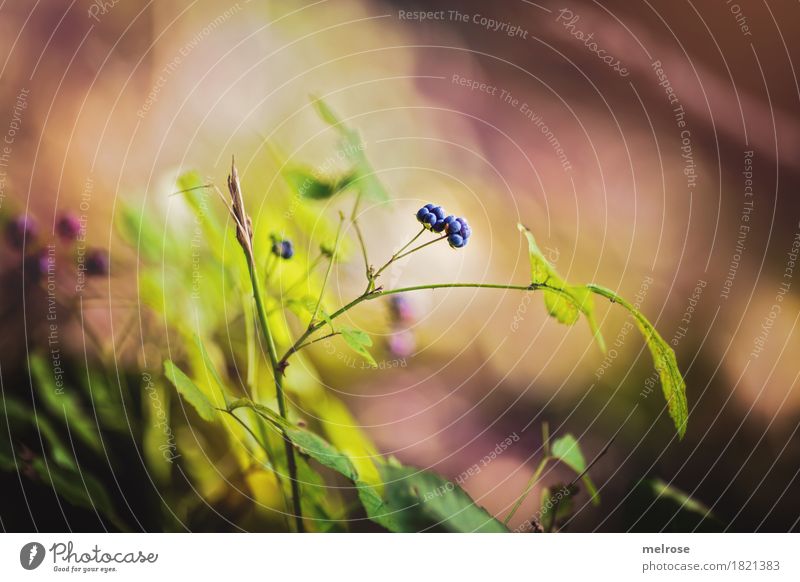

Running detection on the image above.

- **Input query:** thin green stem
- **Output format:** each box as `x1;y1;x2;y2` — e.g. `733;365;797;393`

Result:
309;214;345;328
224;409;290;528
372;228;426;280
279;282;551;365
349;190;373;287
503;457;550;526
247;257;305;532
374;234;447;279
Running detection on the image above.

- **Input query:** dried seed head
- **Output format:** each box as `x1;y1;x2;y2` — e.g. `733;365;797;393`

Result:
227;157;253;252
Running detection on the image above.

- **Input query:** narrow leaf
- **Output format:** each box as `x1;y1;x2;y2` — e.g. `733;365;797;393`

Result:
381;465;509;533
163;360;217;422
551;434;599;503
587;284;688;438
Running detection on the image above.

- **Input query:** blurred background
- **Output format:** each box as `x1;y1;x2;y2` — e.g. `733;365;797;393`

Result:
1;0;799;532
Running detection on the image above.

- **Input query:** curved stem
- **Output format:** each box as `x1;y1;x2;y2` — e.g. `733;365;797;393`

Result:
372;228;426;280
279;282;551;365
309;214;344;328
503;457;549;526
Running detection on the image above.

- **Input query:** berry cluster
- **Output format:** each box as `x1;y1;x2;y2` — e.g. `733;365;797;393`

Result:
271;238;294;260
415;204;472;249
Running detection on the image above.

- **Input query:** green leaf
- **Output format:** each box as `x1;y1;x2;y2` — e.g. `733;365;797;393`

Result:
193;334;228;406
380;465;509;532
587;284;688;439
163;360;217;422
310;96;390;203
228;399;398;529
229;399;357;481
31;457;126;531
551;434;599;504
282;167;356;200
29;354;102;454
540;482;578;532
517;224;605;352
1;397;75;470
116;202;163;262
340;326;376;367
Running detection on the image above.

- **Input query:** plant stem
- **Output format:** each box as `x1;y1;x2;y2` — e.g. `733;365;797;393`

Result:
224;409;290;530
247;259;305;532
309;214;345;328
372;228;426;280
503;456;550;526
279;282;552;365
350;191;372;287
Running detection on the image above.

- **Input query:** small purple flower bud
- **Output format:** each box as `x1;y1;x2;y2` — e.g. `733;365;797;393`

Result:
6;215;38;249
387;330;415;358
389;295;415;324
56;212;81;241
86;248;109;276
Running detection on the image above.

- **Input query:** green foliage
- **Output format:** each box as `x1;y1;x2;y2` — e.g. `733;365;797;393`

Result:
381;465;509;532
282;167;357;200
586;285;688;438
163;360;217;422
29;354;102;454
551;434;599;504
539;483;578;532
311;95;391;203
517;223;687;439
517;223;605;351
339;326;377;367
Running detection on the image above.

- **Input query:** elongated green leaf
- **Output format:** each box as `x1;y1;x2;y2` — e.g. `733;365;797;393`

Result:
311;96;390;203
551;434;599;504
228;399;357;480
31;458;126;531
283;167;356;200
518;224;605;351
193;334;228;406
116;203;163;262
381;465;509;533
340;326;377;367
587;284;688;438
163;360;217;422
2;397;75;469
228;399;398;530
29;354;101;454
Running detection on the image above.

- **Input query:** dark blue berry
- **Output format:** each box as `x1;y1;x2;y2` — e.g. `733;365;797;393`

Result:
424;203;435;211
272;239;294;259
431;206;445;221
448;233;465;248
416;207;429;220
421;213;436;228
445;217;461;235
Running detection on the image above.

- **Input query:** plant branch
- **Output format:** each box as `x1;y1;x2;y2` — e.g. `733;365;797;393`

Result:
503;457;550;526
228;159;304;532
372;227;426;280
309;212;345;328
